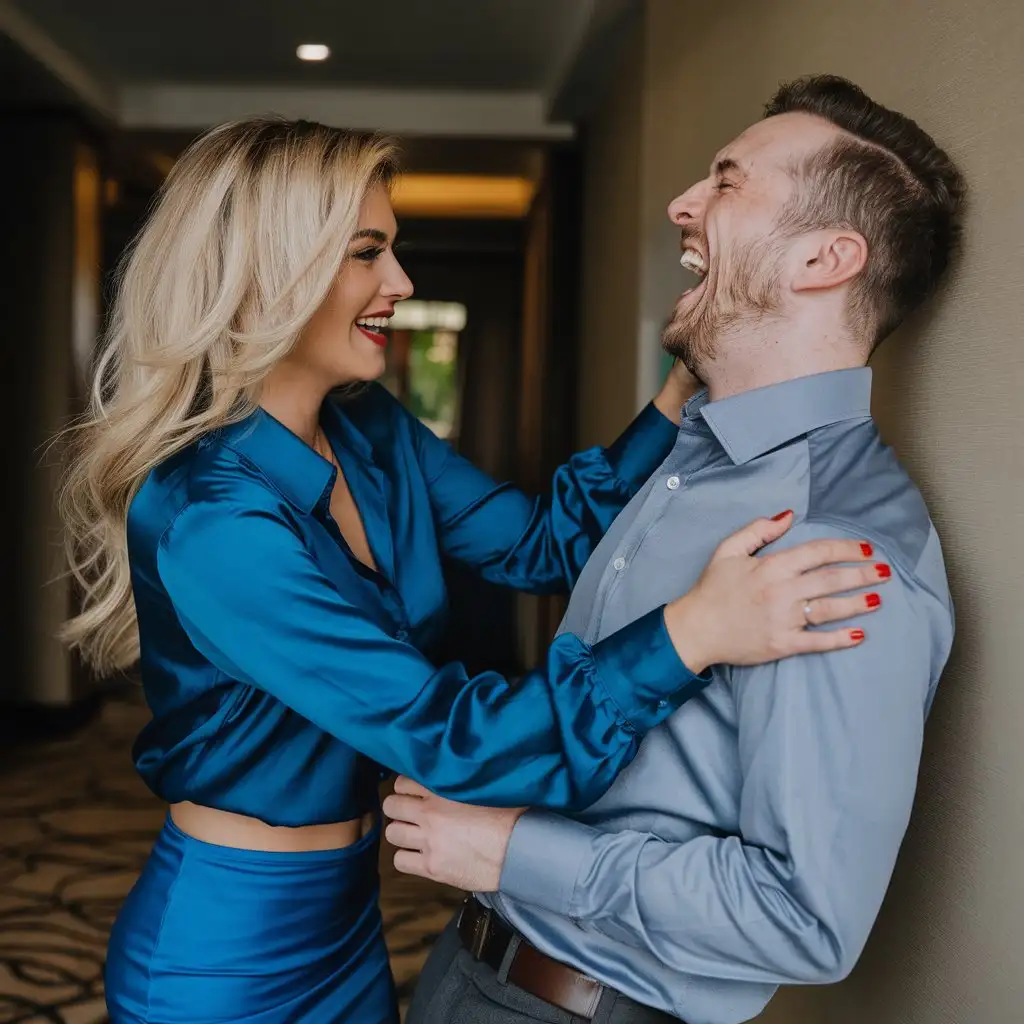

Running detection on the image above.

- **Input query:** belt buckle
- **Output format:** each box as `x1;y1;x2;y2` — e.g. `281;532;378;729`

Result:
460;899;491;960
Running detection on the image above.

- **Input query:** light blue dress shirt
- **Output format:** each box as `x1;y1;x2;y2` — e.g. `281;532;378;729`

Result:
127;383;707;827
486;369;954;1023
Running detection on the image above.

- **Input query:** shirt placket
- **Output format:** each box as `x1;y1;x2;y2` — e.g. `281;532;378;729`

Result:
589;459;688;644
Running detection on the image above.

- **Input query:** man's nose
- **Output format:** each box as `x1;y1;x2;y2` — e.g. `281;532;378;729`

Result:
667;182;707;225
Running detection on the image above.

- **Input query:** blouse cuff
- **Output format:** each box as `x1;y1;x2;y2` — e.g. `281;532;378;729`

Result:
589;605;712;735
603;403;679;494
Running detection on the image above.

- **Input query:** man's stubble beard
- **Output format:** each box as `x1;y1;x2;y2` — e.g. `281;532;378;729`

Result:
662;238;787;380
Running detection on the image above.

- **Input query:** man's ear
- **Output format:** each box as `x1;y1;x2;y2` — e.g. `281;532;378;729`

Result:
791;230;868;293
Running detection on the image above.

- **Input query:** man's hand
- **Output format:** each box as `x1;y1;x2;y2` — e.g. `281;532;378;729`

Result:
653;357;702;424
382;776;525;892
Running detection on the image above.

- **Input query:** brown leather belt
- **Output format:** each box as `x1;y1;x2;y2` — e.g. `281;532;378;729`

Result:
457;896;609;1019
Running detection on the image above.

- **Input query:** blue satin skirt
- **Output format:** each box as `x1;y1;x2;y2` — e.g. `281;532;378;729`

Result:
105;815;397;1023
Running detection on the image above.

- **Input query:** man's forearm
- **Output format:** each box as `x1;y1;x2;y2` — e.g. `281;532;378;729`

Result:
500;812;863;984
500;535;935;985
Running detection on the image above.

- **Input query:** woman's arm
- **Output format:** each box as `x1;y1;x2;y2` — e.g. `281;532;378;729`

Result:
393;384;692;594
158;497;703;812
158;499;884;812
652;358;703;425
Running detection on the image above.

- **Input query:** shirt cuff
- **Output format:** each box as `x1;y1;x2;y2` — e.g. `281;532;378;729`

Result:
589;605;712;734
603;402;679;494
499;809;597;915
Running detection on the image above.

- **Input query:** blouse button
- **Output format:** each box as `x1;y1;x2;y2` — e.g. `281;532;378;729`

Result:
613;557;626;572
666;475;681;490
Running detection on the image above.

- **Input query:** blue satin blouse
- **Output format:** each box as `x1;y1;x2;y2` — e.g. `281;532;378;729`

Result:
126;384;706;826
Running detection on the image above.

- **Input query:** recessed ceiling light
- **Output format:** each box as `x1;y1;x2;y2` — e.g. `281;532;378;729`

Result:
296;44;330;62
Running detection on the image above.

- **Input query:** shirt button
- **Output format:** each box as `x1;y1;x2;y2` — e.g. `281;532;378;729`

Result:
613;557;626;571
666;475;681;490
657;699;669;709
395;629;409;643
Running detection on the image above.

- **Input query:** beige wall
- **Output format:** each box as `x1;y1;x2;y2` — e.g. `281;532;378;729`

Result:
581;0;1024;1019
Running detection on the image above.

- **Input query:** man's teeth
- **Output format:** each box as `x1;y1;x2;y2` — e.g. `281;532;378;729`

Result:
679;248;707;277
357;317;391;330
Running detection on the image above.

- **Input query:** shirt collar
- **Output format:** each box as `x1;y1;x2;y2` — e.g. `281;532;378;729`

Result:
215;396;374;515
685;367;873;465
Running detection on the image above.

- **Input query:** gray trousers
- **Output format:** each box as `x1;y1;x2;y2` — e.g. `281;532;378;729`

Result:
406;912;681;1024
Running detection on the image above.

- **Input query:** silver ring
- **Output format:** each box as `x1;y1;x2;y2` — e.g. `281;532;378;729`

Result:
803;602;814;625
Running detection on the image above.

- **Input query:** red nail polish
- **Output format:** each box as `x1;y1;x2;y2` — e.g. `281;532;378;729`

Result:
850;629;866;642
860;542;874;557
771;510;793;521
876;564;892;579
865;593;881;609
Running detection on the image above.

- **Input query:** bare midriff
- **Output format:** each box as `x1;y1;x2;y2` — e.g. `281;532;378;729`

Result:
169;802;376;852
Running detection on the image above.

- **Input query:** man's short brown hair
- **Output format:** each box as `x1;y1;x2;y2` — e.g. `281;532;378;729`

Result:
765;75;965;346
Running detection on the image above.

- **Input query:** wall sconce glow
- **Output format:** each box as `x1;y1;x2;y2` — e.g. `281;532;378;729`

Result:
296;44;330;61
390;175;536;219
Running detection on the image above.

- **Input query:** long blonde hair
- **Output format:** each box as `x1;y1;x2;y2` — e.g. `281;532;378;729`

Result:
60;118;398;674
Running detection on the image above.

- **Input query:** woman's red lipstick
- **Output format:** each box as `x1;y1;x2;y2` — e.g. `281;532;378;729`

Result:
355;311;393;347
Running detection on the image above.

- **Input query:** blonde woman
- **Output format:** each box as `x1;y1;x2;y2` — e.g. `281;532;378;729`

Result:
60;119;886;1023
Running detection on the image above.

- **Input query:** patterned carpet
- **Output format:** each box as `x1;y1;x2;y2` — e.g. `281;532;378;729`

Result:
0;692;462;1023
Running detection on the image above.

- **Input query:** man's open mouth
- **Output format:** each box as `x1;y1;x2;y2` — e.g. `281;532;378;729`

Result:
679;247;708;297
